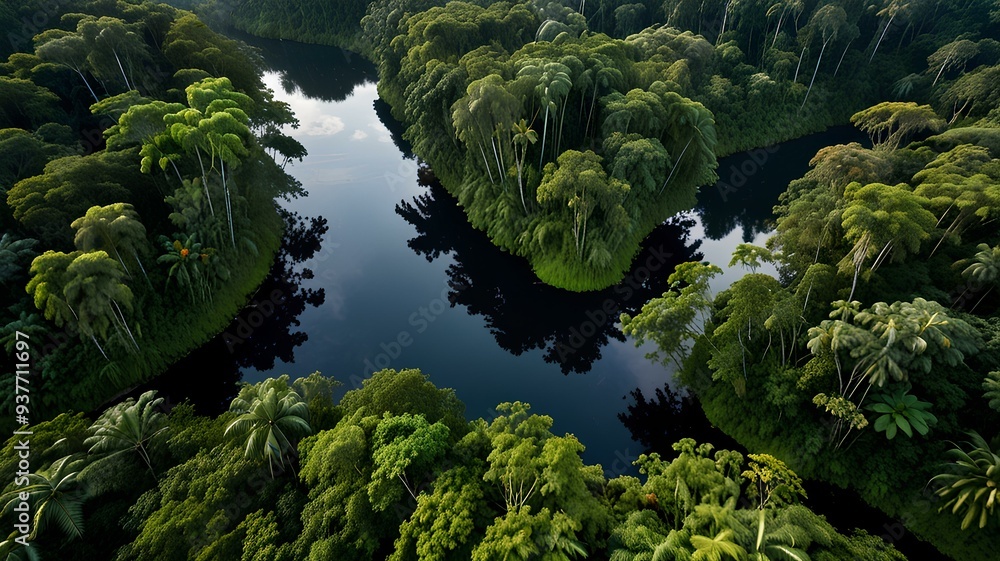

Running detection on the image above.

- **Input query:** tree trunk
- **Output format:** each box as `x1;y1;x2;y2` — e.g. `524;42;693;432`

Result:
833;38;853;77
222;159;235;247
718;0;730;44
556;98;568;156
76;69;100;103
869;14;894;63
112;299;140;351
659;137;692;194
539;103;550;170
793;45;806;83
932;50;953;86
91;334;109;360
132;249;152;287
801;38;829;109
111;244;133;279
970;285;994;313
772;9;786;47
478;143;495;183
195;148;215;216
112;49;131;90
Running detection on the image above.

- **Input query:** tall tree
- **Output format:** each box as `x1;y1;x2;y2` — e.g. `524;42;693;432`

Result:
71;203;150;283
536;149;628;260
63;250;138;352
800;5;848;108
511;118;539;213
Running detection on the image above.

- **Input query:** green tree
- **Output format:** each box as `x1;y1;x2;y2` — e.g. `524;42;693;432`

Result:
77;16;150;93
225;381;312;478
25;250;81;330
156;233;224;302
959;243;1000;312
0;455;88;541
63;250;138;353
622;262;722;368
34;30;99;103
84;390;167;478
741;453;806;510
928;39;979;86
511;118;539;213
71;203;150;283
838;181;936;299
983;371;1000;413
517;61;572;170
0;234;38;288
800;5;848;108
368;413;450;510
536;149;628;261
850;102;945;151
729;244;774;273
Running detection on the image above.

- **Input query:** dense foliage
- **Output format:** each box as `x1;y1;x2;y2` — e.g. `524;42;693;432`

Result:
623;95;1000;558
0;368;909;560
178;0;995;290
0;0;307;420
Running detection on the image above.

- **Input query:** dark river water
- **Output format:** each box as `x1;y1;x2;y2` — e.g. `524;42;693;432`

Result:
144;33;948;559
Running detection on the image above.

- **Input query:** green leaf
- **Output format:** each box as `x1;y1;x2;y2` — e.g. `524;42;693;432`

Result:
895;415;913;438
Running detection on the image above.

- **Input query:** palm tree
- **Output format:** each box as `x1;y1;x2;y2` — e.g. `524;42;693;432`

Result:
156;233;224;302
84;390;168;479
511;119;538;213
930;431;1000;530
960;243;1000;312
225;385;312;478
517;61;572;170
0;455;89;541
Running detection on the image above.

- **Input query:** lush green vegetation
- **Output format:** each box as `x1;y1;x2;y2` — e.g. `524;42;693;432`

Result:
0;0;307;421
622;93;1000;558
179;0;994;290
0;368;910;560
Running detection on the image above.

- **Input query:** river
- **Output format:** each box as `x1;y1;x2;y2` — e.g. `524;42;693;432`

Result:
146;32;948;559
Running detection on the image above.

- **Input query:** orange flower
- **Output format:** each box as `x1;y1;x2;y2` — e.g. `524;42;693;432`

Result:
180;248;190;258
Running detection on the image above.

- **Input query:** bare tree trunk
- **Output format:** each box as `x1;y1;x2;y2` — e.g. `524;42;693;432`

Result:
801;38;830;109
869;14;894;62
833;38;854;77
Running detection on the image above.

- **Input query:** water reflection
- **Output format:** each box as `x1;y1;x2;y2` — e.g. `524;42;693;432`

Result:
127;210;329;415
618;382;741;458
396;167;703;374
695;127;870;242
227;28;377;102
373;98;414;159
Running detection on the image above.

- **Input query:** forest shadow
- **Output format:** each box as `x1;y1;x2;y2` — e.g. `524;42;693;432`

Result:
124;209;329;416
396;167;703;374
